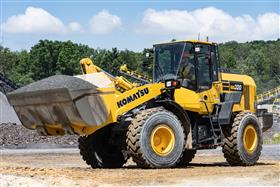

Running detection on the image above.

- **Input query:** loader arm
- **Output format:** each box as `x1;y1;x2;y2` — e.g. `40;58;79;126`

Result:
119;64;152;84
80;58;136;93
7;69;165;136
115;82;164;115
80;58;102;74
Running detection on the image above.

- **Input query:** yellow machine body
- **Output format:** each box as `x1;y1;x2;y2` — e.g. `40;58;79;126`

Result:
172;73;256;114
7;39;273;169
7;40;257;137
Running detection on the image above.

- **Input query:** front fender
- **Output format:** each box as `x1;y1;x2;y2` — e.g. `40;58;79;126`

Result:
156;100;193;149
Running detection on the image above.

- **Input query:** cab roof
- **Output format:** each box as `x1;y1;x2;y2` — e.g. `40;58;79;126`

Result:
154;40;216;46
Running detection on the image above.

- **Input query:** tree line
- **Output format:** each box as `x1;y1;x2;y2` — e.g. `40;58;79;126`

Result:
0;39;279;93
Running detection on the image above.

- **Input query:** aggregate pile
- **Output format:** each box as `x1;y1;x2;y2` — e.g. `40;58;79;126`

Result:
0;123;78;149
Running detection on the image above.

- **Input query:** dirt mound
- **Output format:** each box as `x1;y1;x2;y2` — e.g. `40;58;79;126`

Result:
0;123;78;149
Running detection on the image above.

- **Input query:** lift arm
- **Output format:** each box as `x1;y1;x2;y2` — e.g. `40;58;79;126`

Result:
119;64;152;84
80;58;136;92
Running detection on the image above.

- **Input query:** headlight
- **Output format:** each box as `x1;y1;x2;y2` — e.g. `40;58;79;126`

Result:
165;80;180;88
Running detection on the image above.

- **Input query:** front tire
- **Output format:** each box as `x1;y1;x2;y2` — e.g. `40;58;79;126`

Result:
126;107;185;168
78;126;127;168
222;112;262;166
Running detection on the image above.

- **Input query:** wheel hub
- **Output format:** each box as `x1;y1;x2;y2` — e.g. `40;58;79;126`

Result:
243;124;258;154
150;124;175;156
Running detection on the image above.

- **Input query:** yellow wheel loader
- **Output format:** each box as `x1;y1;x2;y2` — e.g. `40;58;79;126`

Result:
7;40;273;168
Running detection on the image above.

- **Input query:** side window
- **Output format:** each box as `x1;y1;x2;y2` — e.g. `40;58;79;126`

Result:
211;45;219;81
177;44;196;90
197;55;211;88
157;50;171;76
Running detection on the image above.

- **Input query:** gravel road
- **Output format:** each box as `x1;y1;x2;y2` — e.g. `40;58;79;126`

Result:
1;145;279;186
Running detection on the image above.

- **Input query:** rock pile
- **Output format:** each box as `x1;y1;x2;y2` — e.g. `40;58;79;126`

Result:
0;123;78;149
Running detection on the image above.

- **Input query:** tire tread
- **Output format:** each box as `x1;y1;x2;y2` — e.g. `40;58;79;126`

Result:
222;112;262;166
126;107;185;168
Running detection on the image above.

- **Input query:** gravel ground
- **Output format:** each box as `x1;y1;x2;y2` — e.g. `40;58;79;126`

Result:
0;147;279;186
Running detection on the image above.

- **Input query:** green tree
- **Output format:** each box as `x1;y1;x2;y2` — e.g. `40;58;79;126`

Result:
29;40;95;81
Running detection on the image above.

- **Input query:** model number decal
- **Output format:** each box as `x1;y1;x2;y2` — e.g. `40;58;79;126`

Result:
230;82;243;91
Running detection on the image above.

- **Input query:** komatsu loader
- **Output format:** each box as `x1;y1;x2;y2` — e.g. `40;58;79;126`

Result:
7;40;272;168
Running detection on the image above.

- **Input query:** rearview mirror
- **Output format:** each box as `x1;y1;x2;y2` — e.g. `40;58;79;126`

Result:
145;52;150;58
142;49;153;70
195;47;200;52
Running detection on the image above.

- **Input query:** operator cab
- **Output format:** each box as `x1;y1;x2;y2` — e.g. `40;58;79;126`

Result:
153;41;220;92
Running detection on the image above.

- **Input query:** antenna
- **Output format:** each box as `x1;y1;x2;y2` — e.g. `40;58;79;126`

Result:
198;33;200;41
206;36;209;42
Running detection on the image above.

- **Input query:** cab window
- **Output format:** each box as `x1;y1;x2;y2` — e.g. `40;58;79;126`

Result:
197;54;211;88
177;44;196;90
196;45;211;89
211;45;219;81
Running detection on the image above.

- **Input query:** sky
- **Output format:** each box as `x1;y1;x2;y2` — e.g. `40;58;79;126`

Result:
0;0;279;51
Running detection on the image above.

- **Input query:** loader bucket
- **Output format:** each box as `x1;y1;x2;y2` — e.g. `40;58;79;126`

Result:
7;75;113;135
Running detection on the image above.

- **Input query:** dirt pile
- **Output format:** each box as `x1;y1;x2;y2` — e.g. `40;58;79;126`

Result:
0;123;78;149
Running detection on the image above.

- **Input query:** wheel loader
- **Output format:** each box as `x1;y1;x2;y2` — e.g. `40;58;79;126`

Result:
7;40;273;168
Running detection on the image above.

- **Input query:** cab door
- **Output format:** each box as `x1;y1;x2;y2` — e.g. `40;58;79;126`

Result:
195;44;222;114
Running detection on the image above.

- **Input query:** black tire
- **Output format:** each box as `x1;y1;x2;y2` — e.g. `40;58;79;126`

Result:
222;112;262;166
178;149;197;166
78;126;127;168
126;107;185;168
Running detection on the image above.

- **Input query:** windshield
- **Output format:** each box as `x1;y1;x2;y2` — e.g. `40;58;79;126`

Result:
154;42;185;82
154;42;195;82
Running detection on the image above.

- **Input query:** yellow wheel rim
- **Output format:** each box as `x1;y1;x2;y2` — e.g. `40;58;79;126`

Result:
243;124;258;154
150;124;175;156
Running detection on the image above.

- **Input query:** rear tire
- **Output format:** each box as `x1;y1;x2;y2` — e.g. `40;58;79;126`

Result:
178;149;197;166
78;126;127;168
222;112;262;166
126;107;185;168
